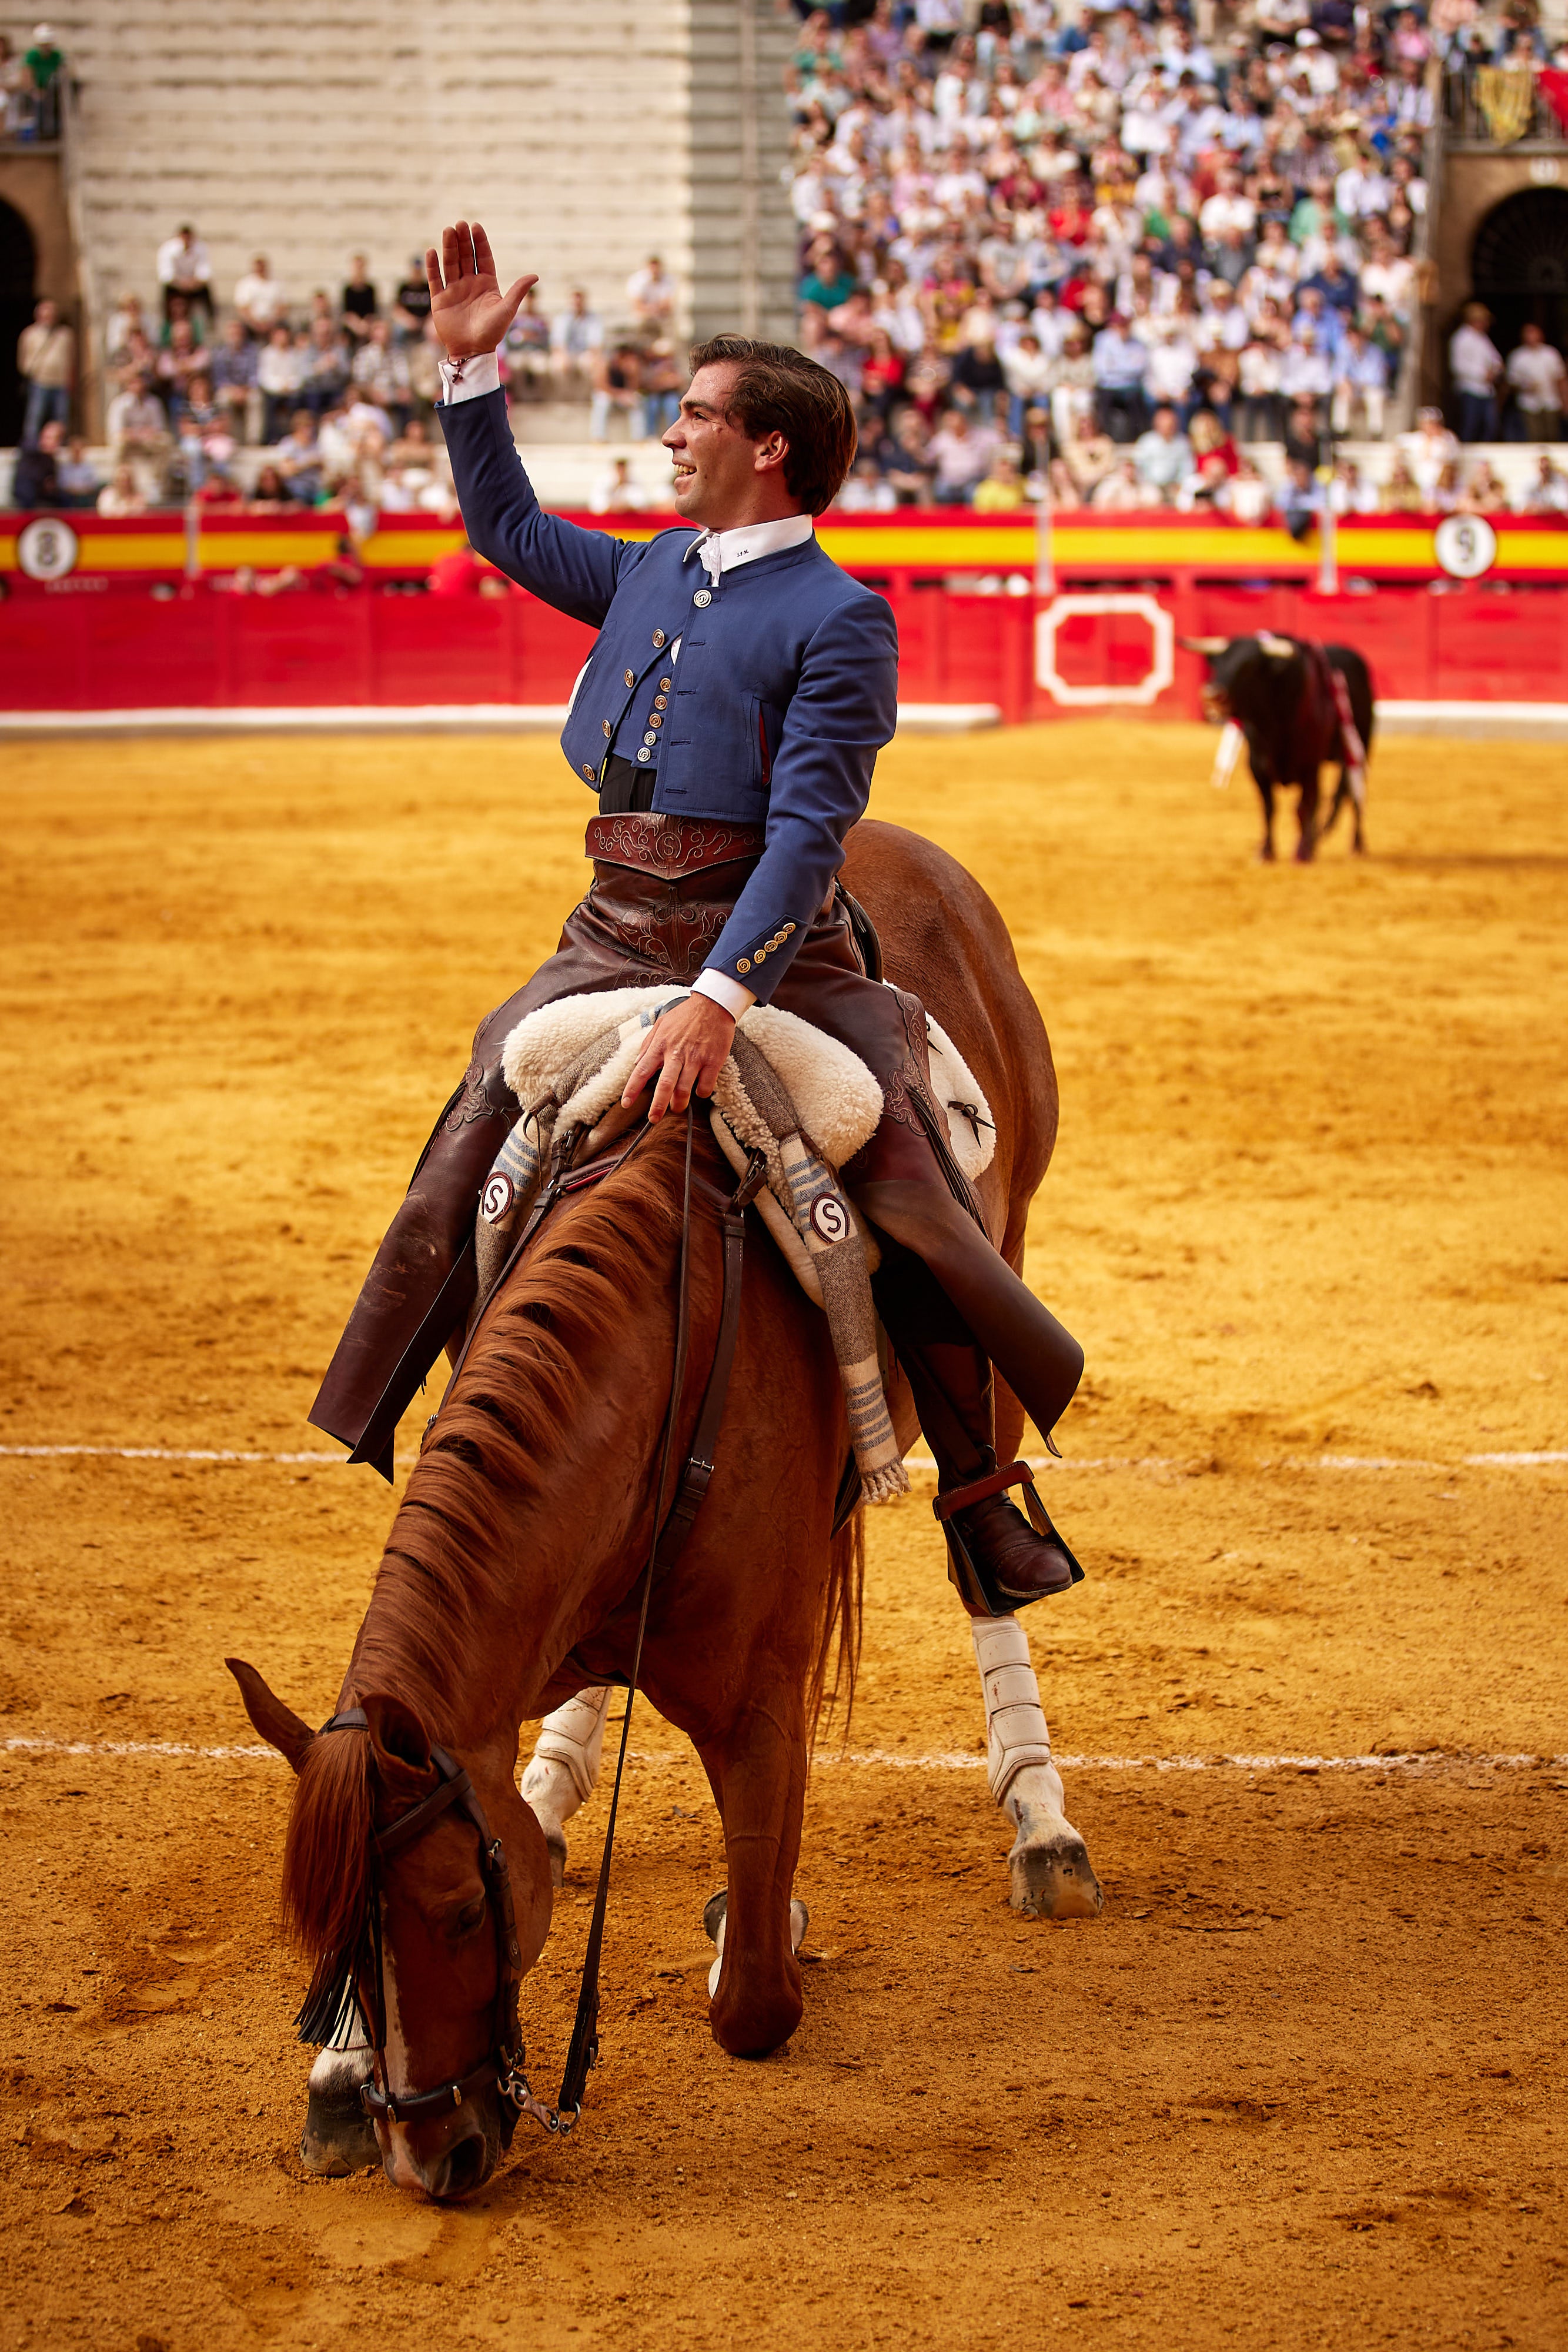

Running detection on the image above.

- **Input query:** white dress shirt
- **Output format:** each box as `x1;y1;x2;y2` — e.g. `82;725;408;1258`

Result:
441;350;815;1018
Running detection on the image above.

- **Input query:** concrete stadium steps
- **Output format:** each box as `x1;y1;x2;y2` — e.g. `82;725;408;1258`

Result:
63;1;694;328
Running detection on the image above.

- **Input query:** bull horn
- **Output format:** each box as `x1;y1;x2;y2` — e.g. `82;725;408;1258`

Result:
1255;632;1296;658
1178;636;1229;655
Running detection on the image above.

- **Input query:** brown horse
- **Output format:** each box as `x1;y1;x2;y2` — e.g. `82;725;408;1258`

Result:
230;820;1069;2200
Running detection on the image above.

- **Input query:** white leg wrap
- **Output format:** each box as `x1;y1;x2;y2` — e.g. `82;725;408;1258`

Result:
519;1685;613;1819
972;1616;1055;1808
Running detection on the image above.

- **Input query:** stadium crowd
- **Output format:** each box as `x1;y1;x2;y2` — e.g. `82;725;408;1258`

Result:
8;0;1568;523
11;229;694;517
782;0;1568;514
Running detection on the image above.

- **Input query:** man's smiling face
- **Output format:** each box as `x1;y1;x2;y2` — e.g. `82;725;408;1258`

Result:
662;363;790;527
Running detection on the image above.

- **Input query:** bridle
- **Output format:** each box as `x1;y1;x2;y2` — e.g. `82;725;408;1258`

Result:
316;1705;560;2139
315;1102;770;2144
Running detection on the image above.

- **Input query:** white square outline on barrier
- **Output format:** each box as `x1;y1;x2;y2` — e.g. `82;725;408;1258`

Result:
1036;592;1175;706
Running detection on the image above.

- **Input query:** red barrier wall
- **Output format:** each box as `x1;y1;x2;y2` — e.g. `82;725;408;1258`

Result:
3;508;1564;716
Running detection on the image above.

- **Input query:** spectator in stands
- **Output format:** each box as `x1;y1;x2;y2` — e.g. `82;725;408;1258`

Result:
210;318;259;443
1403;405;1462;498
55;435;102;508
971;446;1028;512
233;255;286;338
352;318;412;435
1455;460;1507;514
1132;402;1191;499
301;318;351;417
639;340;685;437
1331;324;1388;440
96;463;146;518
589;342;643;441
21;22;63;139
1283;392;1331;473
626;254;676;332
1449;302;1503;441
248;463;295;509
1378;452;1425;513
155;317;205;417
1504;322;1566;441
1236;335;1283;444
1275;455;1324;543
1518;452;1568;514
590;456;638;514
878;407;937;506
105;292;148;363
257;323;303;443
16;295;72;443
391;258;433;341
156;224;214;329
551;289;604;394
1327;455;1379;515
106;373;169;476
341;255;379;343
1094;457;1148;514
11;417;62;507
1228;457;1273;524
929;406;997;504
1092;313;1149;442
273;410;326;504
502;289;552;402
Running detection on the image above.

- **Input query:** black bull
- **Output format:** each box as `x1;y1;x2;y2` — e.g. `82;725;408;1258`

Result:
1182;633;1376;863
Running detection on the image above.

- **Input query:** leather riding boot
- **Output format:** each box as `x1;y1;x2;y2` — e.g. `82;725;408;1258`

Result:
307;1069;517;1479
871;1250;1082;1613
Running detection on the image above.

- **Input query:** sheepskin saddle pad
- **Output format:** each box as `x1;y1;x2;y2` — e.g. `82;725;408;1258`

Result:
469;987;991;1505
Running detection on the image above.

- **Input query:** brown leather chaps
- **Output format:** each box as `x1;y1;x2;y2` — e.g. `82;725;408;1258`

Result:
309;814;1079;1480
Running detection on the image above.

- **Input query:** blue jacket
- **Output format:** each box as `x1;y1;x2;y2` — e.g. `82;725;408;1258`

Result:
437;388;899;1001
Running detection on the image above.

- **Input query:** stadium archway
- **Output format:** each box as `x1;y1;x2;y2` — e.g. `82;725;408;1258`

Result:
0;198;36;446
1469;186;1568;358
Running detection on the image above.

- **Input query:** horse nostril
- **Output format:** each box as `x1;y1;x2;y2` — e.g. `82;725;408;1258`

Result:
434;2130;488;2200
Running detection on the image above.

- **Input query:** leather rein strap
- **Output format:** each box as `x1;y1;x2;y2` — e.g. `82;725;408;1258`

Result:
327;1102;767;2141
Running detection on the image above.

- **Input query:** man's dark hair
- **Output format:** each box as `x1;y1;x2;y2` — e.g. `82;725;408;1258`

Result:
688;335;857;516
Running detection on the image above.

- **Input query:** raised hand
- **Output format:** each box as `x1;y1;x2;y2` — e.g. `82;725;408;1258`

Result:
424;222;537;360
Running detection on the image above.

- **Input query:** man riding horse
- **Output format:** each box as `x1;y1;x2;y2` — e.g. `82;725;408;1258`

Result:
310;222;1084;1613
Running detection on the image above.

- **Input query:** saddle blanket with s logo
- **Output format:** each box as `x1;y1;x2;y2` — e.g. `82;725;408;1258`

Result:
470;987;991;1505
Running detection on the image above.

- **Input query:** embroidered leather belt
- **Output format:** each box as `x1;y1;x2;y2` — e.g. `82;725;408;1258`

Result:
586;812;765;881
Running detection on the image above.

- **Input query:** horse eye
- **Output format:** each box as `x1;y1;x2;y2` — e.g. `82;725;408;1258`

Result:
455;1897;486;1936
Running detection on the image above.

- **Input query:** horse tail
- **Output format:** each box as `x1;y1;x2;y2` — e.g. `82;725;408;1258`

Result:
808;1504;864;1750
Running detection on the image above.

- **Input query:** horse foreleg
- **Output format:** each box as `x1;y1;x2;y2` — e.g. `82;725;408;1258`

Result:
1295;770;1320;863
972;1616;1102;1920
697;1701;807;2057
300;1997;379;2176
518;1686;614;1888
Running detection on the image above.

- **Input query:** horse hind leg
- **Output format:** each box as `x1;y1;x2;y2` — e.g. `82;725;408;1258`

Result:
519;1686;614;1887
300;1997;379;2177
973;1616;1102;1920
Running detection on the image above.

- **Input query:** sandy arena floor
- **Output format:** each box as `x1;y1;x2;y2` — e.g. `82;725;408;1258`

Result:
1;720;1564;2352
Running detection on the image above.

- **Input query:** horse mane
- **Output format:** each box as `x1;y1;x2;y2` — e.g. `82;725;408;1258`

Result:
281;1725;374;2019
349;1121;692;1726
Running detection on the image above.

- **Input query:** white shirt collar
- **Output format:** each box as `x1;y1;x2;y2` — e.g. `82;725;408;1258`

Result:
684;512;814;583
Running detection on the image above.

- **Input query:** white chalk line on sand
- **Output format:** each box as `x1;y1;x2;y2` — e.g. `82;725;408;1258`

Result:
2;1444;1565;1473
5;1736;1563;1776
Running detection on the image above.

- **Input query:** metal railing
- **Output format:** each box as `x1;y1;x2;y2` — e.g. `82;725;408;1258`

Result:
1443;63;1568;148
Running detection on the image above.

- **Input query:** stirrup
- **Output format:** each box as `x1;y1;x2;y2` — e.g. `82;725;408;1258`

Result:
934;1458;1084;1618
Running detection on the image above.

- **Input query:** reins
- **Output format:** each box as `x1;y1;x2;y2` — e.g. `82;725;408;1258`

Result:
322;1101;768;2143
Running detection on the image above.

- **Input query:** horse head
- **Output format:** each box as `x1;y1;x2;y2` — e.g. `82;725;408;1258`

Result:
227;1658;552;2200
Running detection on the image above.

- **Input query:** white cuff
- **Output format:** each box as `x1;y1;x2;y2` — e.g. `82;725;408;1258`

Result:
439;349;503;405
693;969;754;1020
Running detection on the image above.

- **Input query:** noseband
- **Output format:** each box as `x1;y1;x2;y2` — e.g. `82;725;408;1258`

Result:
319;1706;563;2139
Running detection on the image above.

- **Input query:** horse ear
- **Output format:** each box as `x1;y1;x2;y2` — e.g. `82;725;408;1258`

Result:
225;1658;315;1773
360;1690;437;1799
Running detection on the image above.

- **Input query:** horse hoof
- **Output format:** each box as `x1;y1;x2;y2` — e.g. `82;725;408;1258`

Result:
299;2083;380;2177
1007;1827;1104;1921
703;1887;728;1945
543;1823;567;1892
